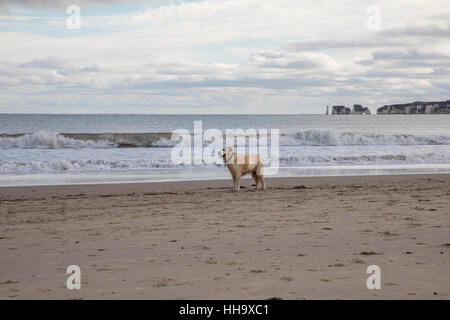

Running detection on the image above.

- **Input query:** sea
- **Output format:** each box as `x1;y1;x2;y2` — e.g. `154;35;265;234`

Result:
1;114;450;186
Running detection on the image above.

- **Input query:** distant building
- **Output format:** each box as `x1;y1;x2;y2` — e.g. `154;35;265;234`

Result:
377;100;450;114
352;104;371;115
332;105;351;114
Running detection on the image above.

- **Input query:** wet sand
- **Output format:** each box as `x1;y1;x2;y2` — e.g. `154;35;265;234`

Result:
1;174;449;299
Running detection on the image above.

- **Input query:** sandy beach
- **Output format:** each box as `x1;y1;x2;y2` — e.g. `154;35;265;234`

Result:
1;174;449;299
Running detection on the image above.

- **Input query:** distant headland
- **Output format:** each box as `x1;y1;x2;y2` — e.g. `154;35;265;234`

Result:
377;100;450;114
326;100;450;115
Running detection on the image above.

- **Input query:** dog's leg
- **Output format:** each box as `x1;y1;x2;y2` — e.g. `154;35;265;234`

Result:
256;161;264;190
232;175;236;191
236;174;241;191
251;172;258;190
260;175;265;190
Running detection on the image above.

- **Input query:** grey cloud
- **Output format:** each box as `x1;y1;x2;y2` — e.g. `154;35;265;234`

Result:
286;23;450;52
19;56;69;69
368;49;450;71
19;57;106;76
246;51;335;70
256;59;320;69
356;59;377;66
3;55;338;92
286;38;410;51
1;46;449;113
255;52;285;59
287;39;374;51
431;68;450;76
432;80;450;90
372;49;450;61
361;69;432;79
381;24;450;38
356;49;450;71
120;76;334;90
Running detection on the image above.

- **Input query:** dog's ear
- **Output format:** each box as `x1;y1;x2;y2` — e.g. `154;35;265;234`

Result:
226;146;234;153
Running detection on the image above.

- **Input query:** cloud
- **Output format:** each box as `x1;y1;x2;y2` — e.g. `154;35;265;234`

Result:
381;23;450;38
245;51;340;71
371;49;450;61
287;23;450;52
1;42;446;113
1;0;450;113
19;56;69;69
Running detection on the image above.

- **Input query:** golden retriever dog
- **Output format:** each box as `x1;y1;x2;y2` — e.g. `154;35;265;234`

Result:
218;146;265;191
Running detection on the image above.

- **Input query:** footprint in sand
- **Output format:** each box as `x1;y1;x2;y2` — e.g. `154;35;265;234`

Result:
153;277;175;288
328;263;345;267
352;258;365;264
358;251;382;255
204;259;218;264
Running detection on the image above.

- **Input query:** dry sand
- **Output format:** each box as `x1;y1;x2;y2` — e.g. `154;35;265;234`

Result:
1;174;449;299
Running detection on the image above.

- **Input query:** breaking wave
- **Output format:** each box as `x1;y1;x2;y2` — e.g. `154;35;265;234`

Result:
0;150;448;173
1;130;450;149
279;130;450;146
0;131;175;149
0;159;185;173
279;152;447;166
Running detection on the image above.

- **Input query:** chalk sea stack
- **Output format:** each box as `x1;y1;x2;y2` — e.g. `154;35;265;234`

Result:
332;105;351;114
352;104;371;115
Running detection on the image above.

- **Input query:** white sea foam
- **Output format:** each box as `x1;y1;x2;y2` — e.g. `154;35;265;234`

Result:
0;159;191;173
279;130;450;146
2;130;450;149
0;132;112;149
1;127;450;174
1;145;449;173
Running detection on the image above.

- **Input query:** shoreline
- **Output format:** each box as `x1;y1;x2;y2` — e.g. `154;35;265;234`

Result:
2;163;450;187
1;174;449;299
1;172;450;197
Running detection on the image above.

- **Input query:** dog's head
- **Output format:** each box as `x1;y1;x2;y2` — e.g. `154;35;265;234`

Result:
218;146;234;163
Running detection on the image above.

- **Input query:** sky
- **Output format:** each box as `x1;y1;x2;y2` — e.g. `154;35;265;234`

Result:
0;0;449;114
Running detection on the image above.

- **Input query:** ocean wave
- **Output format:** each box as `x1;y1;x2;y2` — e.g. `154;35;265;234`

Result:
1;130;450;149
0;131;175;149
279;130;450;146
0;132;111;149
0;159;189;173
279;152;445;166
0;151;447;173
